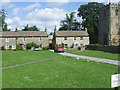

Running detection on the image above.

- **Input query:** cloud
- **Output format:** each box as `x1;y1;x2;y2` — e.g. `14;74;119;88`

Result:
12;2;41;17
12;8;19;17
23;2;41;11
88;0;119;3
46;0;70;7
6;8;82;33
6;8;69;33
0;0;15;10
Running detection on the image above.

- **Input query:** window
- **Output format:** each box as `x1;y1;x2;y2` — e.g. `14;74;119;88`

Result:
12;45;16;49
6;45;9;49
74;37;76;40
40;44;42;48
39;37;42;41
64;37;67;40
115;9;118;16
80;37;83;40
6;37;9;42
23;37;26;42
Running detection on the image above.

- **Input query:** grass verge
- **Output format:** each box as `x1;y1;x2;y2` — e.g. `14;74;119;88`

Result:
65;50;119;60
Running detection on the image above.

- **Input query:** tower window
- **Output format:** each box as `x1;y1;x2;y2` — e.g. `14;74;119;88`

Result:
115;9;118;16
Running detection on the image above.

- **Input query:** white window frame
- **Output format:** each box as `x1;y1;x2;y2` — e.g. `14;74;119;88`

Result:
74;37;76;40
12;45;16;49
64;37;67;40
23;37;26;42
80;37;83;40
6;37;9;42
39;37;42;41
6;45;9;49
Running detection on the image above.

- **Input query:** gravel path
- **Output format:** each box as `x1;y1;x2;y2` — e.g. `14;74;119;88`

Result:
59;52;120;65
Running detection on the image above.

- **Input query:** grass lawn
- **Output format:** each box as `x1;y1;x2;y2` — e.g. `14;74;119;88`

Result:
2;50;118;88
66;50;119;60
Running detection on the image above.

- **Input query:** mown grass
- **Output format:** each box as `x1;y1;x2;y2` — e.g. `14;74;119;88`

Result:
66;50;119;60
2;50;60;67
2;50;118;88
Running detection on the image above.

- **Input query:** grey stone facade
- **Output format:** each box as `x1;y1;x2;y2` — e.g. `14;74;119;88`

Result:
98;3;119;46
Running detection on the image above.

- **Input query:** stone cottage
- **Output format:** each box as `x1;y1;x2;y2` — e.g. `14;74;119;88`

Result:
0;31;49;49
52;27;89;48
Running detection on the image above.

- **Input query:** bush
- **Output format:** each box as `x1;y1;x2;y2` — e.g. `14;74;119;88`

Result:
32;43;39;48
26;43;32;49
16;44;23;50
26;43;39;50
1;46;5;50
49;43;53;49
42;47;49;50
78;46;81;50
65;46;68;48
9;46;12;49
86;44;100;50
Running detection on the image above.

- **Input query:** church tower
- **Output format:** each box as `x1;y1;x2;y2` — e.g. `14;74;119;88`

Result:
98;3;119;46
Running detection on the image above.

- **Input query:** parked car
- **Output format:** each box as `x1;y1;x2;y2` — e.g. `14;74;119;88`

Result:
54;46;64;53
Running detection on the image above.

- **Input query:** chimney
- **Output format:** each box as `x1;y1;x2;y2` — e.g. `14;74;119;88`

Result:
85;28;87;33
45;27;47;32
15;27;18;32
54;25;57;32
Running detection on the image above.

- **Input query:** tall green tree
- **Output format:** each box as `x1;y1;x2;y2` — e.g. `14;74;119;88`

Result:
59;12;81;31
0;9;9;31
22;24;39;31
78;2;104;44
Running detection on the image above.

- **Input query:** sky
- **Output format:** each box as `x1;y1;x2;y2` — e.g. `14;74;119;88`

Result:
1;0;119;33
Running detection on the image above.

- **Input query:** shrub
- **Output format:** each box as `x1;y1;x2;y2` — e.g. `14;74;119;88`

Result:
78;46;81;50
9;46;12;49
86;44;100;50
26;43;32;49
26;43;39;49
32;43;39;48
1;46;5;50
49;43;53;49
65;46;68;48
16;44;23;50
42;47;49;50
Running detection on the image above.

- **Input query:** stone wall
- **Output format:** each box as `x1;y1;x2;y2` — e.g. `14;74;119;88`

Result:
90;46;120;53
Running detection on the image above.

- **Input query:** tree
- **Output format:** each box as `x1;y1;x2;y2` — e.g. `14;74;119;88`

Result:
22;24;39;31
49;32;53;35
0;9;9;31
77;2;104;44
59;12;81;31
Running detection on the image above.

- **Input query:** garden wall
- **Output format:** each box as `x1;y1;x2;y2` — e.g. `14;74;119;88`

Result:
94;46;120;53
64;48;78;51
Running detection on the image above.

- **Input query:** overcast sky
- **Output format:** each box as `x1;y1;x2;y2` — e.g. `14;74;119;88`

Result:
1;0;119;33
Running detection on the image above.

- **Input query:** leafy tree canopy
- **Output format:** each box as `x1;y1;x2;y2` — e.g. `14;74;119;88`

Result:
22;24;39;31
49;32;53;35
59;12;81;31
0;9;10;31
78;2;104;44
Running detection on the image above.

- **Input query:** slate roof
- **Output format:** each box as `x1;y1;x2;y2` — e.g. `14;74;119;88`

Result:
0;31;48;37
55;31;89;37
